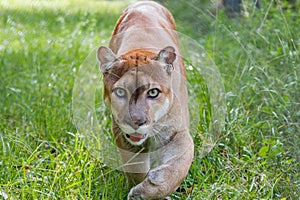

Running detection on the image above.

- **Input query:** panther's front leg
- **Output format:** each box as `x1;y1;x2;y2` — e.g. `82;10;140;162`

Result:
127;165;175;200
127;132;194;200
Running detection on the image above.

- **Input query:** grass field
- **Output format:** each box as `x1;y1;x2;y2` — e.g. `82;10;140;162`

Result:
0;0;299;199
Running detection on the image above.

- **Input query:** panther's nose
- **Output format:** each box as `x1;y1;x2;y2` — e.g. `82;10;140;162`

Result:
129;114;147;129
134;118;146;127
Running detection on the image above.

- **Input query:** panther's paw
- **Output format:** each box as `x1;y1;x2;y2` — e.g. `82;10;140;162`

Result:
127;188;144;200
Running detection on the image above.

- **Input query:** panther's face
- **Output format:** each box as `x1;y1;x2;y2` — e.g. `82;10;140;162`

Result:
98;46;176;145
110;65;173;145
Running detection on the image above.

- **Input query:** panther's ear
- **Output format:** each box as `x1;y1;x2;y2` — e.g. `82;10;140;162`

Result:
97;46;118;73
155;46;176;74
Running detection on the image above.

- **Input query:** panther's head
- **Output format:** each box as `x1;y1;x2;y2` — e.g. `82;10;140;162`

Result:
98;46;176;145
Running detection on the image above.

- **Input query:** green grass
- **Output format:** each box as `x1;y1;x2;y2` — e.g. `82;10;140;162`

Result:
0;0;299;199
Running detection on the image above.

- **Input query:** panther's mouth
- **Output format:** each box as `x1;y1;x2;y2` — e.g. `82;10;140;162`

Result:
125;133;147;143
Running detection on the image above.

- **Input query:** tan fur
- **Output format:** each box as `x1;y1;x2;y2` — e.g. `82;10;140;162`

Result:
97;1;194;199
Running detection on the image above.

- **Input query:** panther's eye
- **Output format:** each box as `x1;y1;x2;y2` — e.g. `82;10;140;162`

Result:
113;88;126;98
147;88;161;99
